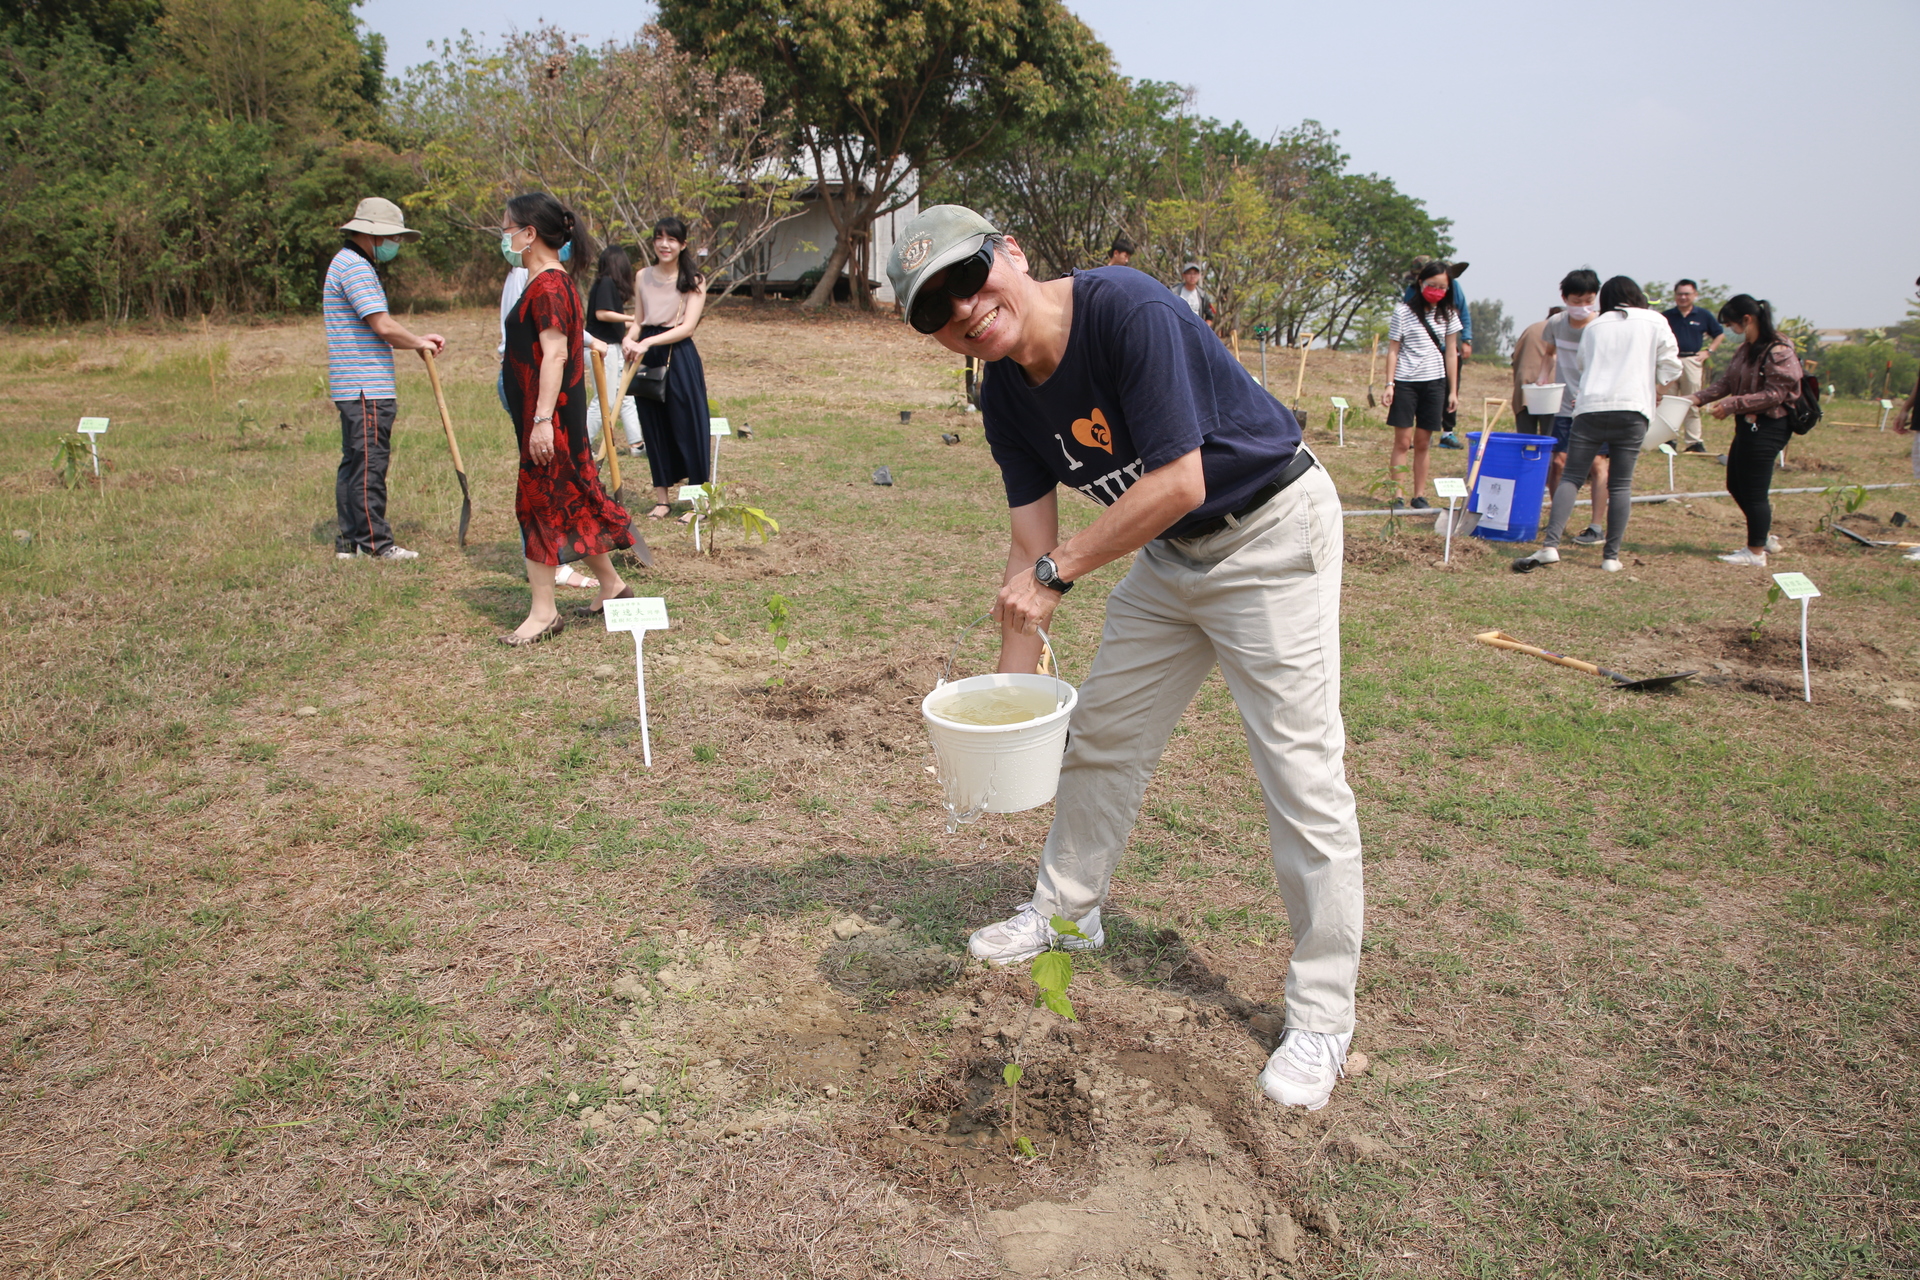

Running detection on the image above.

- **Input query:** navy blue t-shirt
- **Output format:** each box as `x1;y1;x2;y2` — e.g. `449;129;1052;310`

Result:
1663;305;1724;354
980;267;1300;540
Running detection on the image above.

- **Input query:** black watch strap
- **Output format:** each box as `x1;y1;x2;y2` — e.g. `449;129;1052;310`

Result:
1036;554;1073;594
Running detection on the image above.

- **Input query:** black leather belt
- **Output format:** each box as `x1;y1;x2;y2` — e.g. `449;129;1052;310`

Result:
1172;447;1317;540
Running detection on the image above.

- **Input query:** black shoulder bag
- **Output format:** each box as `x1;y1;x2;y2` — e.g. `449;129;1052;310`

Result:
634;342;673;404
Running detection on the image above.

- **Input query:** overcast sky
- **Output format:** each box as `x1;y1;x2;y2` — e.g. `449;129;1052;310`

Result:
361;0;1918;331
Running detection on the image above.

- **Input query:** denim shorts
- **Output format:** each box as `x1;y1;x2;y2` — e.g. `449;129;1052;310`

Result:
1550;415;1610;458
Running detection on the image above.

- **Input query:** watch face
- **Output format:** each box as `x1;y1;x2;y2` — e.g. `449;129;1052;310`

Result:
1037;557;1055;584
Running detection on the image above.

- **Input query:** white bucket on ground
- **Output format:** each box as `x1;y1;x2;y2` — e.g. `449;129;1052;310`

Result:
1522;383;1565;417
922;672;1076;814
1645;395;1690;451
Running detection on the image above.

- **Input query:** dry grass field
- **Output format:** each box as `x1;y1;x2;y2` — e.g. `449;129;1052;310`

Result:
1;299;1916;1279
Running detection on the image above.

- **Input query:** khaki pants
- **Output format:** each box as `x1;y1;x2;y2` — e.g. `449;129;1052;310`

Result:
1032;464;1364;1034
1660;354;1708;445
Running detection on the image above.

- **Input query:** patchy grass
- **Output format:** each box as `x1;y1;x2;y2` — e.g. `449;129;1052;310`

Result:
0;307;1915;1278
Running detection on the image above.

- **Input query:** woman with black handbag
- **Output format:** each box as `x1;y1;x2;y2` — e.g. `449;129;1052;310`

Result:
623;216;712;521
1380;260;1460;508
1689;294;1804;567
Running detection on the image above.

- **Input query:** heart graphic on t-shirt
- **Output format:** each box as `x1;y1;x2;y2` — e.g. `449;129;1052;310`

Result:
1070;408;1113;453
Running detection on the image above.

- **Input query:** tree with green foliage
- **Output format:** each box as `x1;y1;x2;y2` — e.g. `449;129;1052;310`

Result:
1468;299;1513;361
657;0;1114;309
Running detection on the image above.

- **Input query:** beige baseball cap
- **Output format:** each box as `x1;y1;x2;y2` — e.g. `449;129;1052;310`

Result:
339;197;421;240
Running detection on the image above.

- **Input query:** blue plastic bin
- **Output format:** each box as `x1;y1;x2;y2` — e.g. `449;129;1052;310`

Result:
1466;431;1553;542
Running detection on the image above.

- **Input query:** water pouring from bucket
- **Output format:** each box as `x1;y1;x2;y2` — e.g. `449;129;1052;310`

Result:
922;615;1077;832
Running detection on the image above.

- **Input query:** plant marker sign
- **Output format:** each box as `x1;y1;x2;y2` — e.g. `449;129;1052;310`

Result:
1879;399;1895;432
709;417;731;484
1433;476;1467;564
1771;572;1820;704
1329;396;1350;447
1659;441;1677;491
603;596;670;767
77;417;108;477
678;483;710;552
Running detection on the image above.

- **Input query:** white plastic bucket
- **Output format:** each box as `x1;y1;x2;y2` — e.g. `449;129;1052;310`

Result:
1645;395;1690;451
1522;383;1565;417
922;672;1076;814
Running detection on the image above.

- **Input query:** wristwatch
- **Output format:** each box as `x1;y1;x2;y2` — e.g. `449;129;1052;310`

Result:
1034;554;1073;594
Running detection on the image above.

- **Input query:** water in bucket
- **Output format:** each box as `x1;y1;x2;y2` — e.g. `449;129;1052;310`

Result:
928;685;1060;726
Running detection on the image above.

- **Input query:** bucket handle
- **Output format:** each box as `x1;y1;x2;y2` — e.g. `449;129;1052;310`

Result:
938;612;1064;699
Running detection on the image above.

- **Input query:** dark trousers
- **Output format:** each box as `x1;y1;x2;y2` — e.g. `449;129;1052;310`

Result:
335;396;397;555
1726;414;1793;549
1542;410;1646;560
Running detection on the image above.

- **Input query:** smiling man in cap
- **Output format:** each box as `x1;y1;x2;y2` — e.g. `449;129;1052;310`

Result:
325;197;447;561
891;205;1364;1111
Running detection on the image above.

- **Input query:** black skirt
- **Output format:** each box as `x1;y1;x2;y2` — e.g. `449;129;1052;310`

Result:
635;325;712;490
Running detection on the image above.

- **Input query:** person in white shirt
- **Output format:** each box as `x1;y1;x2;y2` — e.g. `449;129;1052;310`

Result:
1514;276;1681;573
1172;263;1214;325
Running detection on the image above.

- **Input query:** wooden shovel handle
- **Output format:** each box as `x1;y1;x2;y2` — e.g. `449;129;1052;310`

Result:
420;349;464;473
1473;630;1602;676
1293;334;1314;402
590;349;622;492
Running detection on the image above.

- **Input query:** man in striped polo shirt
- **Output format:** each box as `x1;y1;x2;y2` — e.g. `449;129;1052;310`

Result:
326;198;447;561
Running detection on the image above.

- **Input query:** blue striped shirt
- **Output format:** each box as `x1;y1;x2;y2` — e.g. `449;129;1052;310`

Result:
323;246;395;400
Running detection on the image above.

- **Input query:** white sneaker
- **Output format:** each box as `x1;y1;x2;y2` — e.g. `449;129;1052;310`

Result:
335;551;357;560
1600;558;1623;572
1904;547;1920;562
1258;1029;1352;1111
375;546;420;562
1510;546;1559;573
1718;548;1767;566
967;903;1104;966
1765;535;1783;553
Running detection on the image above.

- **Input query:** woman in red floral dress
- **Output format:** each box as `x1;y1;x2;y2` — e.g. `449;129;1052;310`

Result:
499;193;637;646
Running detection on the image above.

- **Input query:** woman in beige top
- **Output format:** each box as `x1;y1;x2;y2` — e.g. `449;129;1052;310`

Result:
622;216;713;520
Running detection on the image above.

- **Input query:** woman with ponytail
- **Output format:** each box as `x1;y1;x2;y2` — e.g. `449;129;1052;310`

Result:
1691;294;1803;566
622;216;714;520
498;192;636;645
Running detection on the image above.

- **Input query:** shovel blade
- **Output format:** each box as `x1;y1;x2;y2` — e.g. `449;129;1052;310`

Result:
627;531;654;569
1615;671;1696;692
454;469;472;547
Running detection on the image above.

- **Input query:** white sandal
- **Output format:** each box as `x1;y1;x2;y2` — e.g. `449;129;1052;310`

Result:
554;564;600;589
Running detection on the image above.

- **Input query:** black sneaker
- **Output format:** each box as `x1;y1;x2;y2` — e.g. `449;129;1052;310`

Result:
1683;442;1707;454
1410;496;1432;509
1570;526;1604;546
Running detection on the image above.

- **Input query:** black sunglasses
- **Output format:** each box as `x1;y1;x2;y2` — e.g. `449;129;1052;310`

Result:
909;241;997;335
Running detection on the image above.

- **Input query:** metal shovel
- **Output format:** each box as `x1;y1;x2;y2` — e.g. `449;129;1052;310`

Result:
1439;418;1499;538
419;349;470;546
1833;524;1920;551
1474;631;1695;691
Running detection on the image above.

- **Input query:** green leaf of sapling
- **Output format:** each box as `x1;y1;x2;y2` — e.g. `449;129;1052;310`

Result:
1041;989;1077;1020
1030;951;1073;994
1002;1063;1024;1088
1049;914;1087;940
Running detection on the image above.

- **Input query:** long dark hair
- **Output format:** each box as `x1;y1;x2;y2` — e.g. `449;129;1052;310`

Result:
595;243;635;307
1411;260;1455;321
1598;275;1648;314
1719;294;1777;358
506;192;595;281
650;215;701;294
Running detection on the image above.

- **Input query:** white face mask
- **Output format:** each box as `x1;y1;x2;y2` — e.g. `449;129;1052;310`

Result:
1565;304;1597;321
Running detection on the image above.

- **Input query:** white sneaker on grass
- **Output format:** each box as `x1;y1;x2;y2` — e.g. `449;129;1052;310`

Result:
1258;1029;1352;1111
1718;548;1766;566
967;903;1104;966
1766;534;1783;553
1511;546;1559;573
1904;547;1920;562
1600;558;1623;572
375;546;420;562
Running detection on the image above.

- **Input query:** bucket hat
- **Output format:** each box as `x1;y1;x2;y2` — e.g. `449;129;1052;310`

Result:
887;204;1000;323
340;197;422;241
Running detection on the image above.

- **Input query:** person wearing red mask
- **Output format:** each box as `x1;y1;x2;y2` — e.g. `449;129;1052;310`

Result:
1381;261;1461;508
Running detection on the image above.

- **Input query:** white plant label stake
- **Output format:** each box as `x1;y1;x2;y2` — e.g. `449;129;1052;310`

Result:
709;417;730;483
1771;572;1820;704
1659;441;1677;491
77;417;108;477
1329;396;1349;447
603;596;670;766
1433;476;1467;563
678;483;710;553
1879;399;1894;432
